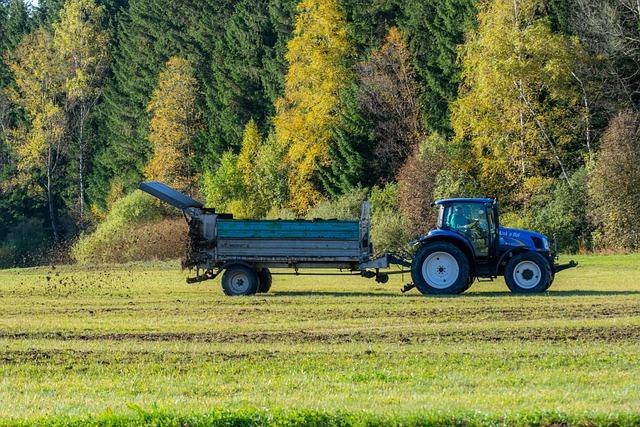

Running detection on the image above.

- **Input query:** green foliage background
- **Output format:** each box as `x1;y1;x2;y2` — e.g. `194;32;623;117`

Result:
0;0;638;264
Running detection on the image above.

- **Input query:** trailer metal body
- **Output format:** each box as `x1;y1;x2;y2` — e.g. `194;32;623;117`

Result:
140;182;406;293
190;205;374;270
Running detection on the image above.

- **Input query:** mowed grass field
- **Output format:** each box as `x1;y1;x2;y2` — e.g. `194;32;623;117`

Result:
1;254;639;426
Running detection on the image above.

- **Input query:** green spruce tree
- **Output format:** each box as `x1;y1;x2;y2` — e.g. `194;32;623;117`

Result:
33;0;66;25
319;80;375;196
89;0;198;205
401;0;478;134
209;0;278;150
340;0;401;56
263;0;297;103
0;0;29;87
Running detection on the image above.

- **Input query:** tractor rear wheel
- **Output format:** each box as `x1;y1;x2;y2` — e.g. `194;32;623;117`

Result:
221;265;259;296
504;252;552;293
257;268;272;293
411;242;472;295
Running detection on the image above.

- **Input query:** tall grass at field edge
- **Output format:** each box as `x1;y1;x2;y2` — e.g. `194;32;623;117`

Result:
5;408;640;427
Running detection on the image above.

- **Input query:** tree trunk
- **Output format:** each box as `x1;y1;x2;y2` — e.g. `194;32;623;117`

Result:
519;104;526;175
79;144;84;221
79;108;85;222
47;154;59;243
516;83;573;187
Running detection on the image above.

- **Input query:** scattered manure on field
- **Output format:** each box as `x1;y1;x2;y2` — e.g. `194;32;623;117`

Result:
36;265;137;298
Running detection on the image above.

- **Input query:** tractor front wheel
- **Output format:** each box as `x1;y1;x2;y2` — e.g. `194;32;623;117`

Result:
504;252;552;293
411;242;472;295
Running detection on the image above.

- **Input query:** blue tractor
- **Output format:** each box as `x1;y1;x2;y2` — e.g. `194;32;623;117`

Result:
409;198;577;294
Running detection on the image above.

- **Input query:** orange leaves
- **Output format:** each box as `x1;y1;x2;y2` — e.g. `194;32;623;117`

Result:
357;26;425;181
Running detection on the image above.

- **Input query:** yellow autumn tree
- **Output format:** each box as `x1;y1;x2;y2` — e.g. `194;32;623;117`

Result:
450;0;584;206
54;0;109;221
274;0;351;213
204;119;281;219
145;56;199;192
237;119;261;186
5;28;67;242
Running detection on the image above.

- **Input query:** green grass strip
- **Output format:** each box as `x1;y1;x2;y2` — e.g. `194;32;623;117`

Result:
5;408;640;427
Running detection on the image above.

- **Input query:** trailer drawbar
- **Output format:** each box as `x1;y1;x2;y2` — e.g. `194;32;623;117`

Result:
139;181;576;296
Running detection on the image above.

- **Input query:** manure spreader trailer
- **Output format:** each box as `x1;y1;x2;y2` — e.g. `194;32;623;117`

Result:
140;181;576;296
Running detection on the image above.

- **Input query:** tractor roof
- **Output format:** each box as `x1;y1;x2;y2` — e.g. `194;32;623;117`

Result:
433;197;495;206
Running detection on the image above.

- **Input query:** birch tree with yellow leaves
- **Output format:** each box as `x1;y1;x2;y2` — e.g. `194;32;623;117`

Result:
54;0;109;222
237;119;261;187
274;0;351;213
5;28;67;242
451;0;585;206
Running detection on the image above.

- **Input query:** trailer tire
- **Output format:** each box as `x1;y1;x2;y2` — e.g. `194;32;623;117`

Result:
257;268;272;293
221;265;259;296
411;242;472;295
504;252;552;293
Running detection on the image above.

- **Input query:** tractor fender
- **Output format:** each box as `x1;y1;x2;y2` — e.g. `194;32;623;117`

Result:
494;247;529;276
414;230;476;274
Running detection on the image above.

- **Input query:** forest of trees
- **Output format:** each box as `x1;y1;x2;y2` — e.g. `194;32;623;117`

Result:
1;0;639;266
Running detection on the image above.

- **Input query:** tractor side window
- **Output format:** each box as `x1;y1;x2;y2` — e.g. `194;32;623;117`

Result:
437;205;445;229
469;207;489;257
471;208;488;233
446;203;490;257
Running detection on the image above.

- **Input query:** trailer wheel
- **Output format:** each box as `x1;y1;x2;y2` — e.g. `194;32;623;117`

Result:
504;252;551;293
221;265;259;296
257;268;272;293
411;242;472;295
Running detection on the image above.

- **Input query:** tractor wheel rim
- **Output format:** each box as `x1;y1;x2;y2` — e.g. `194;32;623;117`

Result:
229;270;250;294
422;251;460;289
513;260;542;289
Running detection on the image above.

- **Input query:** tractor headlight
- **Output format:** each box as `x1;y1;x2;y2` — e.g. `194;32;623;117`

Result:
542;237;550;251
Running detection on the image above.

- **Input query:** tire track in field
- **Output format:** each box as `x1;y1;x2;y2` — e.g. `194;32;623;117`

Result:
2;324;640;344
4;301;640;323
0;348;284;365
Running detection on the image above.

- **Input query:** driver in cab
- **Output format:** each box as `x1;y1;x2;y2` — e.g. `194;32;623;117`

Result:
450;206;470;230
449;206;486;240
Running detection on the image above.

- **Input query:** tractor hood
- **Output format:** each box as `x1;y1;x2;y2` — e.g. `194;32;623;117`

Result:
499;227;549;252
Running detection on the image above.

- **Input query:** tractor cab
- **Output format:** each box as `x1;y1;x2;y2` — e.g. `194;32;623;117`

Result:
434;198;499;259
